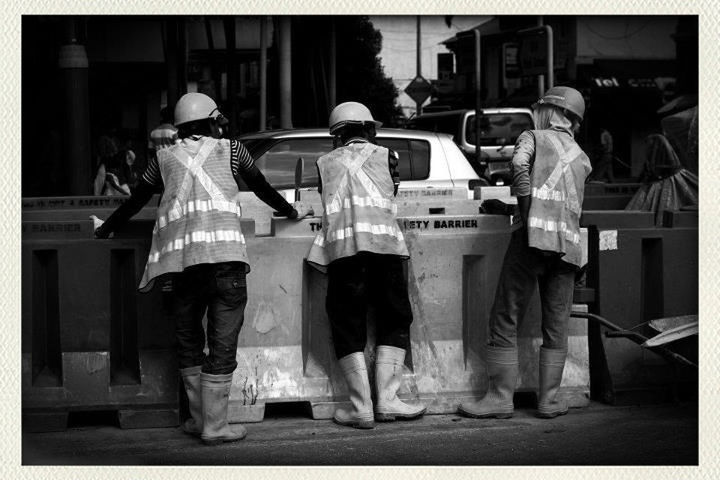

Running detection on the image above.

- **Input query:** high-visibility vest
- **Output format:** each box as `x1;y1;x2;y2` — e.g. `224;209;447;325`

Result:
307;142;409;266
527;129;592;268
138;137;249;292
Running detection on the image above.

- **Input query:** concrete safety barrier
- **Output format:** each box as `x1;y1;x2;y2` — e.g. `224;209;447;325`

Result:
580;210;698;404
22;193;591;426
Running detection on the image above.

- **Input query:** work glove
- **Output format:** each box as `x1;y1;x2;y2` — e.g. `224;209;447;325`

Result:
91;215;112;239
291;201;314;220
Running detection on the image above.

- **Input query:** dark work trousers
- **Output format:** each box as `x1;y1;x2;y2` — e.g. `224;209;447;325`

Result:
166;261;248;375
326;252;414;359
488;228;577;350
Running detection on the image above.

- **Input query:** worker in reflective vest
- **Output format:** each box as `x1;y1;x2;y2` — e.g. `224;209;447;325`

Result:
94;93;312;445
307;102;426;429
459;86;592;420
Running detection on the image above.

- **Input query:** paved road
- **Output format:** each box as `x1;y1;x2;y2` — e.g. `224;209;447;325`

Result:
22;402;697;466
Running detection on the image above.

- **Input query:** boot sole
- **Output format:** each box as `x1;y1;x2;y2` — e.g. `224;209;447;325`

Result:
333;417;375;429
201;435;247;446
375;408;427;422
181;427;201;437
457;407;513;419
536;409;568;419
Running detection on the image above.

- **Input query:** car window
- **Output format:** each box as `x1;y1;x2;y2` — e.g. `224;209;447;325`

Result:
465;113;533;147
254;137;333;189
407;114;463;141
377;138;430;181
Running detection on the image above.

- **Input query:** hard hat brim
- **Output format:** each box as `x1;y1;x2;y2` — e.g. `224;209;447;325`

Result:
329;119;383;135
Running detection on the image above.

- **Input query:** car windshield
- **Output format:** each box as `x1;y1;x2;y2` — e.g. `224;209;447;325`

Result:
465;113;533;147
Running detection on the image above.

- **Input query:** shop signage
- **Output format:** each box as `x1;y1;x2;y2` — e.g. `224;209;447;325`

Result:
593;76;659;89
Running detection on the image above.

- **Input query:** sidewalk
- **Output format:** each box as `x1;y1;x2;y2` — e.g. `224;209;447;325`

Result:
22;401;697;466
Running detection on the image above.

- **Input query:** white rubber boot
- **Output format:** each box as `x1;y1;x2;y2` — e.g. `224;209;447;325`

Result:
458;346;518;419
537;347;569;419
374;345;426;422
200;373;247;445
180;366;203;436
333;352;375;429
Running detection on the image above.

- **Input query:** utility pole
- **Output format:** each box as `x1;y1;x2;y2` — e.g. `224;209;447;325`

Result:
329;18;337;111
473;28;483;176
416;16;422;116
279;17;293;129
259;16;268;131
59;17;91;195
536;16;545;98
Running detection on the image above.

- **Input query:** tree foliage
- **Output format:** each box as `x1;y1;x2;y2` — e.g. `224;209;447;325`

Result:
289;16;401;128
334;16;401;126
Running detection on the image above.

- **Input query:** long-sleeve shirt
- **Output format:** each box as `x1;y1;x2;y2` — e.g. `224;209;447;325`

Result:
512;107;577;197
511;131;536;197
97;137;296;237
317;138;400;196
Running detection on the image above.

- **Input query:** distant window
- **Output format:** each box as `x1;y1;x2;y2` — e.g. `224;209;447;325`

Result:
377;138;431;181
254;138;333;189
465;113;533;147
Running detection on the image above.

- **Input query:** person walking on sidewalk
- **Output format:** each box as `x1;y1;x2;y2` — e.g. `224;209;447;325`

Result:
307;102;426;429
459;86;592;420
94;92;312;445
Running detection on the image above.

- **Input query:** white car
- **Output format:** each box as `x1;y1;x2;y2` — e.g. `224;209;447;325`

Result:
406;108;534;185
238;128;483;199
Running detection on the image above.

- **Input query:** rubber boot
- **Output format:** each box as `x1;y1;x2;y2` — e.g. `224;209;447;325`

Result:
200;372;247;445
180;366;203;436
537;347;569;419
374;345;426;422
457;346;518;419
333;352;375;429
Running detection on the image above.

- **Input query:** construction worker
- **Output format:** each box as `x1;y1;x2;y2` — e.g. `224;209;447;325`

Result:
94;92;312;445
307;101;426;429
458;86;592;420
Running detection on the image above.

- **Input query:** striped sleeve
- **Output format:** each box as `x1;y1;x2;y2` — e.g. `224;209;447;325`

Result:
230;139;256;177
140;154;162;187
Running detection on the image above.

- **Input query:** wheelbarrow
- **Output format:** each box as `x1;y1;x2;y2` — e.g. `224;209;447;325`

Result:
572;311;698;369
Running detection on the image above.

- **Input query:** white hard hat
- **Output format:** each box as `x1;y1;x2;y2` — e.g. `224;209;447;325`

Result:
328;101;382;135
174;92;222;127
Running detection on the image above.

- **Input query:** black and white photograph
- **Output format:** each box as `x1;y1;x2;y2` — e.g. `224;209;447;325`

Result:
15;9;705;474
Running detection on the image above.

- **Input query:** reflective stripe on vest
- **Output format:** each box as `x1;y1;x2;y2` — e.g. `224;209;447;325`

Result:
312;222;405;247
155;198;242;232
147;229;246;264
527;217;580;245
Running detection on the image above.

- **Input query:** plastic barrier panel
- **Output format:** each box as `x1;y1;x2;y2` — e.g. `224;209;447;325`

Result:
21;212;257;431
22;221;181;431
580;210;698;404
582;183;641;210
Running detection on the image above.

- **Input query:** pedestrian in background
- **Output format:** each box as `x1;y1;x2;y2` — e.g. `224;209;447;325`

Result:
459;86;592;420
94;92;313;445
589;127;615;183
149;107;180;152
307;102;426;429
